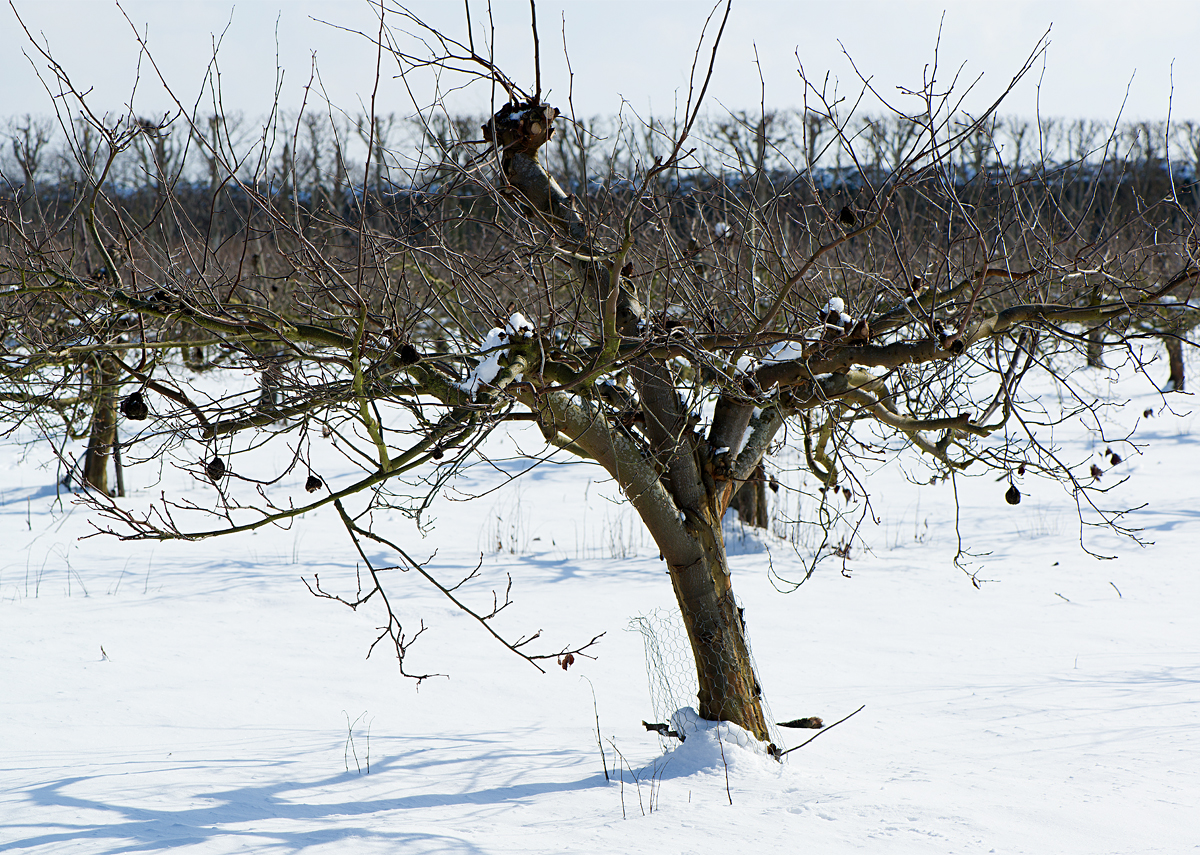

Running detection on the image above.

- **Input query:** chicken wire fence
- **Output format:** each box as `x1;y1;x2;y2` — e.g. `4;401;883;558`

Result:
629;598;785;752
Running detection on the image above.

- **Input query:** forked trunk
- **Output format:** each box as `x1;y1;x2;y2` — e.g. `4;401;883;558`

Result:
534;389;773;742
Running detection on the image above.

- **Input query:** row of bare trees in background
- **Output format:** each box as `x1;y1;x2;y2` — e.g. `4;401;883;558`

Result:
7;109;1200;230
12;108;1200;185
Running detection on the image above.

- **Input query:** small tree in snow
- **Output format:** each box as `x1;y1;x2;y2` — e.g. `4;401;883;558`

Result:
3;3;1197;744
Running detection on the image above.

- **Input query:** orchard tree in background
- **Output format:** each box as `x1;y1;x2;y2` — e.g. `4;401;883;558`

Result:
3;2;1198;744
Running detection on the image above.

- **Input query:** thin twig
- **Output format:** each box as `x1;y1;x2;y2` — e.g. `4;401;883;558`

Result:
779;705;866;757
583;676;608;780
717;725;733;805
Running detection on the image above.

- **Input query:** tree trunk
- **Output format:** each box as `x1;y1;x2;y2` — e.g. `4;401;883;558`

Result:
492;103;771;742
730;463;769;529
112;426;126;498
663;511;770;740
82;355;119;495
534;389;770;742
1165;335;1185;391
1087;289;1104;368
1087;327;1104;368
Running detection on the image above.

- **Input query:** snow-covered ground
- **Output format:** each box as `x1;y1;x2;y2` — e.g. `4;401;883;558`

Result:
3;353;1199;854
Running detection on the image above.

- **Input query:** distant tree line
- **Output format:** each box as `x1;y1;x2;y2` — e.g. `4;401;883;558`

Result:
5;109;1199;243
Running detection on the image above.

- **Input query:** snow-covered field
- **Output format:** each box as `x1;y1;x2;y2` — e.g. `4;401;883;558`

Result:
3;355;1199;854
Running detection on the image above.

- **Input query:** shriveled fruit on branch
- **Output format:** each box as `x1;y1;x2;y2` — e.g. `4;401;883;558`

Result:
305;475;324;493
205;456;226;481
120;391;149;421
398;343;420;366
558;653;575;670
1005;484;1021;505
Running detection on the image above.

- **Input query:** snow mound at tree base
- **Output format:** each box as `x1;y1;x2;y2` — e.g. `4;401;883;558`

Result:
659;707;782;779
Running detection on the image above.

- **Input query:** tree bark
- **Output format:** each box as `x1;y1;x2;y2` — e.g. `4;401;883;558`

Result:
1165;335;1185;391
665;511;770;738
730;463;769;529
1087;289;1104;368
82;355;119;495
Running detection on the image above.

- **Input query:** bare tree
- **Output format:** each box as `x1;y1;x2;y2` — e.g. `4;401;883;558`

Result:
3;4;1197;746
6;114;53;219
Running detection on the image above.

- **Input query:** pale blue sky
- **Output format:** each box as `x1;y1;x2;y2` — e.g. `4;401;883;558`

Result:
3;1;1197;124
